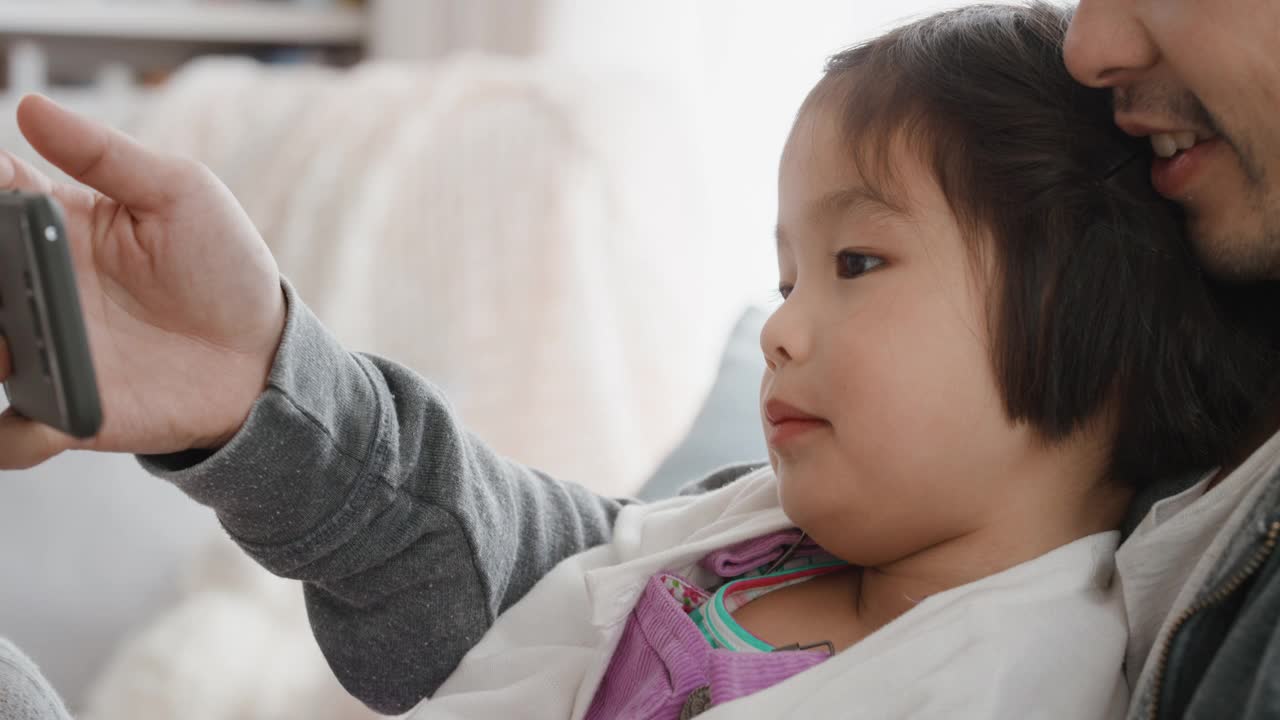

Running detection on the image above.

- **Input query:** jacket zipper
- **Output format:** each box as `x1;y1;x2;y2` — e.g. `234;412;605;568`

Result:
1146;519;1280;720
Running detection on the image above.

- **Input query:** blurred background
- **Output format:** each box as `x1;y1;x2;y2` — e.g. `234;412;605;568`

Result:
0;0;971;717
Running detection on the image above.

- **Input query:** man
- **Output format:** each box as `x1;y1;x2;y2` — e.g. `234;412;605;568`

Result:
1064;2;1280;718
0;2;1276;719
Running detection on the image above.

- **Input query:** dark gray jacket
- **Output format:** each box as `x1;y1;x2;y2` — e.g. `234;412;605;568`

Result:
142;284;1280;719
1121;471;1280;720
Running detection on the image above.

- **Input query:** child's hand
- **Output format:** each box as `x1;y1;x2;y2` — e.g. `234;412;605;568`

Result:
0;95;286;469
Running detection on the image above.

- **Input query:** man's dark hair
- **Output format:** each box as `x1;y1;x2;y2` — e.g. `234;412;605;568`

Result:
810;2;1276;486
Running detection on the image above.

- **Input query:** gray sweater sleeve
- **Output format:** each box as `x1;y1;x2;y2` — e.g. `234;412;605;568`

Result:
0;639;72;720
137;280;650;715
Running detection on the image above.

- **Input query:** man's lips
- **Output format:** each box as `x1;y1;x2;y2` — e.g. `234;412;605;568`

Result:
1113;115;1225;200
1151;137;1225;199
1112;116;1215;143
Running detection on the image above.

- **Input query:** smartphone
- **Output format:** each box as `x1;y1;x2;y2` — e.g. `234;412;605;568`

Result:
0;192;102;438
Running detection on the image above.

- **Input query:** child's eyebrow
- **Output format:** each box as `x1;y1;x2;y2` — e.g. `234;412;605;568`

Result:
776;186;909;249
812;186;907;222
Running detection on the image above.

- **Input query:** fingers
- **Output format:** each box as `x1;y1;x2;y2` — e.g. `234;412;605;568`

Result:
0;148;57;196
15;94;186;212
0;339;78;469
0;408;74;470
0;343;84;468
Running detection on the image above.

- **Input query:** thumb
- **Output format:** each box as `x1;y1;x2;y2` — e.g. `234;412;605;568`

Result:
15;94;187;213
0;408;78;470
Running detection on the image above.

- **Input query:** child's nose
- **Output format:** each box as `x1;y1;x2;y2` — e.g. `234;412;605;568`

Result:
760;301;809;370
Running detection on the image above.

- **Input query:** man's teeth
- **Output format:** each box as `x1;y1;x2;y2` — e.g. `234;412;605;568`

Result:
1151;131;1198;159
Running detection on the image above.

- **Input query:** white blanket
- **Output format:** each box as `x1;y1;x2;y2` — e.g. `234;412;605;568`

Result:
416;467;1129;719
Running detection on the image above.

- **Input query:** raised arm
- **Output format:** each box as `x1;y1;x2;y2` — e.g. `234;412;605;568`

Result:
140;283;634;713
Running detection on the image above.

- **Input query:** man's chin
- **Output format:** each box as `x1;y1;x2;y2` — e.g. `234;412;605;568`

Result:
1187;211;1280;284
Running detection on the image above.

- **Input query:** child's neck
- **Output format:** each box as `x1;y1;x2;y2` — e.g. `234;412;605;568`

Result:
849;473;1131;636
736;472;1129;655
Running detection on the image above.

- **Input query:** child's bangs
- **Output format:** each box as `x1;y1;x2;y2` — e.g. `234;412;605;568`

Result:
803;47;989;259
805;66;936;214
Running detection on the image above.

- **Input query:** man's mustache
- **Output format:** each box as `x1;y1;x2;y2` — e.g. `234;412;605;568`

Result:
1113;82;1218;135
1113;81;1268;189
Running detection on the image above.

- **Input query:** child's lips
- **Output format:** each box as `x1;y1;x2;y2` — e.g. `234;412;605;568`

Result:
767;417;830;447
764;398;830;447
764;398;824;425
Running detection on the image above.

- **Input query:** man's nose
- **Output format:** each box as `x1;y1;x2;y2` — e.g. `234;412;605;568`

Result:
1063;0;1160;89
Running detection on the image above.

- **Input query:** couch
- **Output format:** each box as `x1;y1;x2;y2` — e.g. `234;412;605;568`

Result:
0;55;766;717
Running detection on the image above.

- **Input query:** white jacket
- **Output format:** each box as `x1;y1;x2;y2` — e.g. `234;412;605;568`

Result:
412;467;1128;719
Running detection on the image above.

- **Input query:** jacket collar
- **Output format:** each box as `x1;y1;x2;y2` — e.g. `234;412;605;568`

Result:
584;466;791;627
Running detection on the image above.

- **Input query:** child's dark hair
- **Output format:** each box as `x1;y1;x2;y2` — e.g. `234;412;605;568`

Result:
810;2;1277;487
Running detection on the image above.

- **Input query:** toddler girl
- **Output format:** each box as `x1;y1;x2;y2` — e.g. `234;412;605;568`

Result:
407;3;1276;719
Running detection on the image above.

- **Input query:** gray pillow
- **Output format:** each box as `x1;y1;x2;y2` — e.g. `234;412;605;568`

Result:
637;307;769;500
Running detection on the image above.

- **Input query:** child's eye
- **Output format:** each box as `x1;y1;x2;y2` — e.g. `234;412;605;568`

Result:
834;250;884;279
775;284;793;301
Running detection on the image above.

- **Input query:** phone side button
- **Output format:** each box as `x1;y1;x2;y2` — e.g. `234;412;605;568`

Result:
27;296;42;338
